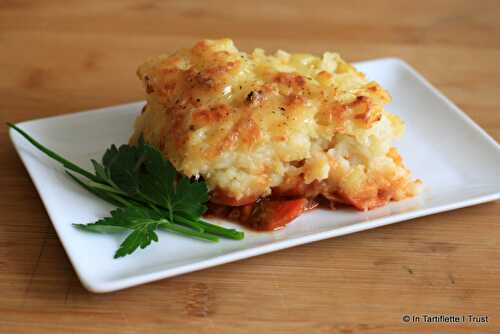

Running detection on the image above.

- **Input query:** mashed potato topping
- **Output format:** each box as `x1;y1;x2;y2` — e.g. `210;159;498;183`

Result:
131;39;421;212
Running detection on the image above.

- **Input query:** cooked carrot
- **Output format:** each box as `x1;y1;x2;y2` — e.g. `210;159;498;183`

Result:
247;198;307;231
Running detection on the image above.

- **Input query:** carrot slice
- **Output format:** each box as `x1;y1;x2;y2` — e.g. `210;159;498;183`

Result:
247;198;307;231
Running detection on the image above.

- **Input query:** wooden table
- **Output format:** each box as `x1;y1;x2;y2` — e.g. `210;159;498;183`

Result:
1;1;499;333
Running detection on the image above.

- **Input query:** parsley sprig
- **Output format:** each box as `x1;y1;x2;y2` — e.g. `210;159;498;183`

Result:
8;123;244;258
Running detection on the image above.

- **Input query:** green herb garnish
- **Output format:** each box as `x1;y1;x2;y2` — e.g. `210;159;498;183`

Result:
8;123;244;258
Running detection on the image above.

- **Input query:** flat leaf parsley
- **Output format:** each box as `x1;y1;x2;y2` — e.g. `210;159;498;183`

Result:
8;123;244;258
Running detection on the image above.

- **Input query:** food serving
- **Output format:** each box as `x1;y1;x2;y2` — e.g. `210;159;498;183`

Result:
131;39;421;230
9;39;421;258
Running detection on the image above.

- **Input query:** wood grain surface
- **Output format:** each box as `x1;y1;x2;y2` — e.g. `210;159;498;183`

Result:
1;1;499;333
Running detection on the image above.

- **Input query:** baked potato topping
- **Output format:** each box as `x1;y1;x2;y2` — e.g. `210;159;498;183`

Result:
131;39;421;229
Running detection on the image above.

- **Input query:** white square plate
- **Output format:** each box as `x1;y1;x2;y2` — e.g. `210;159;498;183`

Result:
10;58;500;293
